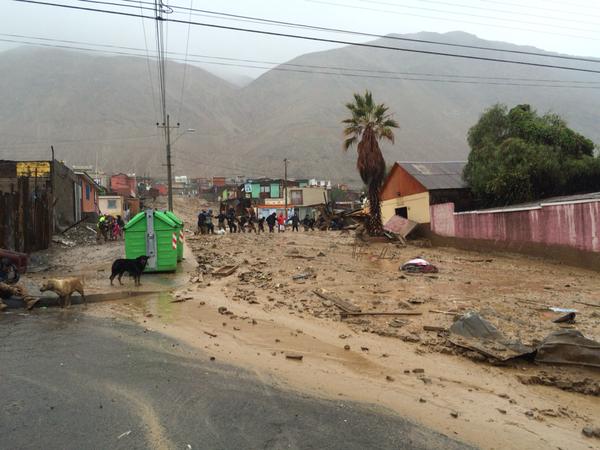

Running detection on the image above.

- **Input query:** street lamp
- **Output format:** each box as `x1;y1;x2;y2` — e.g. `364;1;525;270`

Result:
172;128;195;144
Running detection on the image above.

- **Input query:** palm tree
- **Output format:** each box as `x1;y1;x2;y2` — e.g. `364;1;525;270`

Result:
342;91;398;235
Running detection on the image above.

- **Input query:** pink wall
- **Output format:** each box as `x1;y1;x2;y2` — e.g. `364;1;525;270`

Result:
431;201;600;253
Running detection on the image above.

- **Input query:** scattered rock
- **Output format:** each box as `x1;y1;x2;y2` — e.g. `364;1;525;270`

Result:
218;306;228;314
285;353;303;361
497;409;507;415
344;344;350;350
386;375;395;382
389;319;408;328
419;398;426;403
582;427;600;439
450;411;459;418
412;368;425;374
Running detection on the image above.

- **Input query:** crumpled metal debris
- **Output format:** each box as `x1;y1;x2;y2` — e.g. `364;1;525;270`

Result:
448;312;534;361
535;330;600;369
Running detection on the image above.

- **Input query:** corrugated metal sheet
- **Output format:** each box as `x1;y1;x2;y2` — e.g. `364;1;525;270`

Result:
397;161;467;190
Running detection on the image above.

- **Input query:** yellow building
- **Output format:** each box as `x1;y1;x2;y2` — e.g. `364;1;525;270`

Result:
380;162;470;225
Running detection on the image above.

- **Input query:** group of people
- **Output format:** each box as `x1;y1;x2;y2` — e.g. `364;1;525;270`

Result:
97;214;125;242
197;207;323;235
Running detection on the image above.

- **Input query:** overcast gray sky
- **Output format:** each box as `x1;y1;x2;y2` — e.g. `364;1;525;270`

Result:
3;0;600;82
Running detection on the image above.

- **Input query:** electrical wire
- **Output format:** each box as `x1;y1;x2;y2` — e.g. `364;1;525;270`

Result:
360;0;600;28
176;0;193;119
138;0;159;120
75;0;600;64
5;32;600;84
307;0;600;42
2;35;600;89
12;0;600;76
0;133;160;150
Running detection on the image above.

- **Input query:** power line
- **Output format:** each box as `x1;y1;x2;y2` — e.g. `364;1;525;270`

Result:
460;0;600;20
5;32;600;84
307;0;600;42
3;35;600;89
176;0;193;119
360;0;600;28
0;133;160;150
77;0;600;64
137;0;159;120
11;0;600;76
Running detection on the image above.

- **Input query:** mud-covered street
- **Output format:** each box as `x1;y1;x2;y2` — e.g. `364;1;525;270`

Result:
2;197;599;450
2;310;472;450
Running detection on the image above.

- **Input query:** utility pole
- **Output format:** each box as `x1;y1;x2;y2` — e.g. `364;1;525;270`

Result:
157;115;179;211
284;158;288;219
50;145;55;232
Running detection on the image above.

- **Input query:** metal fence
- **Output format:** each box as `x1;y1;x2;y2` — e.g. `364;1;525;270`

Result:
0;177;51;253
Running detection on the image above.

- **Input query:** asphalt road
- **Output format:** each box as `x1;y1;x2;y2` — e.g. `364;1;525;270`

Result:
1;309;475;450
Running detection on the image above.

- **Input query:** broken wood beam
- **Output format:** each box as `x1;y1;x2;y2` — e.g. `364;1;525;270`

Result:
341;311;423;317
313;288;361;313
574;300;600;308
423;325;448;332
429;309;460;316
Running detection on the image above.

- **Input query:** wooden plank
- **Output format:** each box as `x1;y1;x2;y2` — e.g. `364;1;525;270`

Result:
429;309;460;316
212;265;238;277
313;288;361;313
341;311;423;317
423;325;448;332
574;300;600;308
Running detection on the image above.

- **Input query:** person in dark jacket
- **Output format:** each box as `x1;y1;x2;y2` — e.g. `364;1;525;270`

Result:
205;209;215;234
197;210;207;234
291;213;300;232
258;217;265;233
266;212;276;233
226;209;237;233
217;211;226;231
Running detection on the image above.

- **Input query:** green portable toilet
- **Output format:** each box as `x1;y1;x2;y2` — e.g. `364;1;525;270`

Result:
124;209;178;272
165;211;184;262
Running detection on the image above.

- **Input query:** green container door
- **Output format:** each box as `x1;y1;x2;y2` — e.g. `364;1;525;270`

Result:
165;211;184;262
124;210;178;272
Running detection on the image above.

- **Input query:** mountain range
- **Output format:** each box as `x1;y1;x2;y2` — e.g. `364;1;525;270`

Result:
1;31;599;184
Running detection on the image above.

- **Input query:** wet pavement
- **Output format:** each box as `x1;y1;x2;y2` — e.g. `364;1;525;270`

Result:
0;308;475;450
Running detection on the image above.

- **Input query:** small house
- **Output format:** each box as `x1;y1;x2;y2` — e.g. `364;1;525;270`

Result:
74;171;102;219
380;161;471;225
99;195;124;218
110;173;137;198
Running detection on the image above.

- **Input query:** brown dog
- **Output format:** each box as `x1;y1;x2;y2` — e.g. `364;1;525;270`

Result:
40;278;86;308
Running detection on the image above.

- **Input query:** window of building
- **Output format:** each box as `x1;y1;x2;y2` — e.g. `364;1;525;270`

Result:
85;184;91;200
260;185;270;193
290;190;303;205
107;199;117;209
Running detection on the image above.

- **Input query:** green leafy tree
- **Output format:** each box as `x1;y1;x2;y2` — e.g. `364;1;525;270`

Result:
464;104;597;206
342;91;399;235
